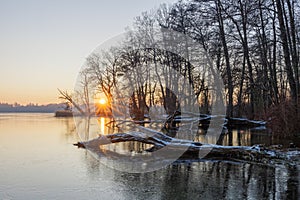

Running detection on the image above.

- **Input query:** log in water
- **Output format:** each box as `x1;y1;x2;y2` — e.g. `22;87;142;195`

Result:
74;129;300;165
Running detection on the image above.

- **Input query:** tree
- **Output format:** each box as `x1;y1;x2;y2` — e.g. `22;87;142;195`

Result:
276;0;298;103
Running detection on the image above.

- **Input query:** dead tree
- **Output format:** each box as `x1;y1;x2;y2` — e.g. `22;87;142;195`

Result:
74;128;299;165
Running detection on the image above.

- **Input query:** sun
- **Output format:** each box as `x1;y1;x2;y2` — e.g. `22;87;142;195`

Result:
98;98;107;105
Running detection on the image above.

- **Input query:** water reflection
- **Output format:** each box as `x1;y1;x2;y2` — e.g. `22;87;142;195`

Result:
72;116;299;199
75;116;276;153
221;129;264;146
75;117;117;141
219;129;299;147
106;161;298;199
1;114;298;199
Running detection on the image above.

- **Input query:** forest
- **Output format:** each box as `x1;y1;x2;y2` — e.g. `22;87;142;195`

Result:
63;0;300;138
56;1;300;178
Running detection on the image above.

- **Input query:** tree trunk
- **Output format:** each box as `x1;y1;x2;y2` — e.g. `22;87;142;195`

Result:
74;131;300;165
216;0;233;118
276;0;297;103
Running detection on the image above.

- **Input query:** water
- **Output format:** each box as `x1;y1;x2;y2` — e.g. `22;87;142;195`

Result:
0;113;299;199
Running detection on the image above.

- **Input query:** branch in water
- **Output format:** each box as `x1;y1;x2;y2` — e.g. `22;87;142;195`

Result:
74;130;300;165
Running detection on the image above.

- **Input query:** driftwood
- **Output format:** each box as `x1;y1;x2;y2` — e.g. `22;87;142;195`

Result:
74;128;299;165
225;117;266;128
163;113;266;131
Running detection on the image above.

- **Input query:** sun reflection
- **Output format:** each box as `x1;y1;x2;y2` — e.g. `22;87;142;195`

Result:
100;117;105;135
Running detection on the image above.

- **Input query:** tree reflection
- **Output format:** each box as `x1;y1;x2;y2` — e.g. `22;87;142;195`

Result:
96;161;298;199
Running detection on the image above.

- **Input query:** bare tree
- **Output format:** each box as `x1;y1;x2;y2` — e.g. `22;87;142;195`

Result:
57;89;85;115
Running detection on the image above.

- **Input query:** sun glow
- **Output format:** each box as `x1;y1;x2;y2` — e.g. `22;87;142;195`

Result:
99;98;107;105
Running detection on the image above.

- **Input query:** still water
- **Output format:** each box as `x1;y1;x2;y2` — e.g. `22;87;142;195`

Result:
0;113;299;199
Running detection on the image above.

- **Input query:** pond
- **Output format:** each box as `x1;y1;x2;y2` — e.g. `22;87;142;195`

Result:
0;113;299;199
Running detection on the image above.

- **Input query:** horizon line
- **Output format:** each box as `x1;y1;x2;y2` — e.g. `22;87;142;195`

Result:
0;102;63;106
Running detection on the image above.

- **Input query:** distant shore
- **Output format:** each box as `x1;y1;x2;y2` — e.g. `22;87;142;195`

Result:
0;103;65;113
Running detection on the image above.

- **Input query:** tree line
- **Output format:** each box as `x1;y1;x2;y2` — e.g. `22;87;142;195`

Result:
68;0;300;135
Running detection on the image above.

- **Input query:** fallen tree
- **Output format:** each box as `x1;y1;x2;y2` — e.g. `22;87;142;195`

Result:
74;128;300;165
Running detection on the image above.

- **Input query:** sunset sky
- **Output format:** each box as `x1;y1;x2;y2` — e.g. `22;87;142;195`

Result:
0;0;175;105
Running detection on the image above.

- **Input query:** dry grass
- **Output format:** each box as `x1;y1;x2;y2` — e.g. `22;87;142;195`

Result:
263;100;300;138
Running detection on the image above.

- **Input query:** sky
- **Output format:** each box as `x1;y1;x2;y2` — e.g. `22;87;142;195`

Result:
0;0;176;105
